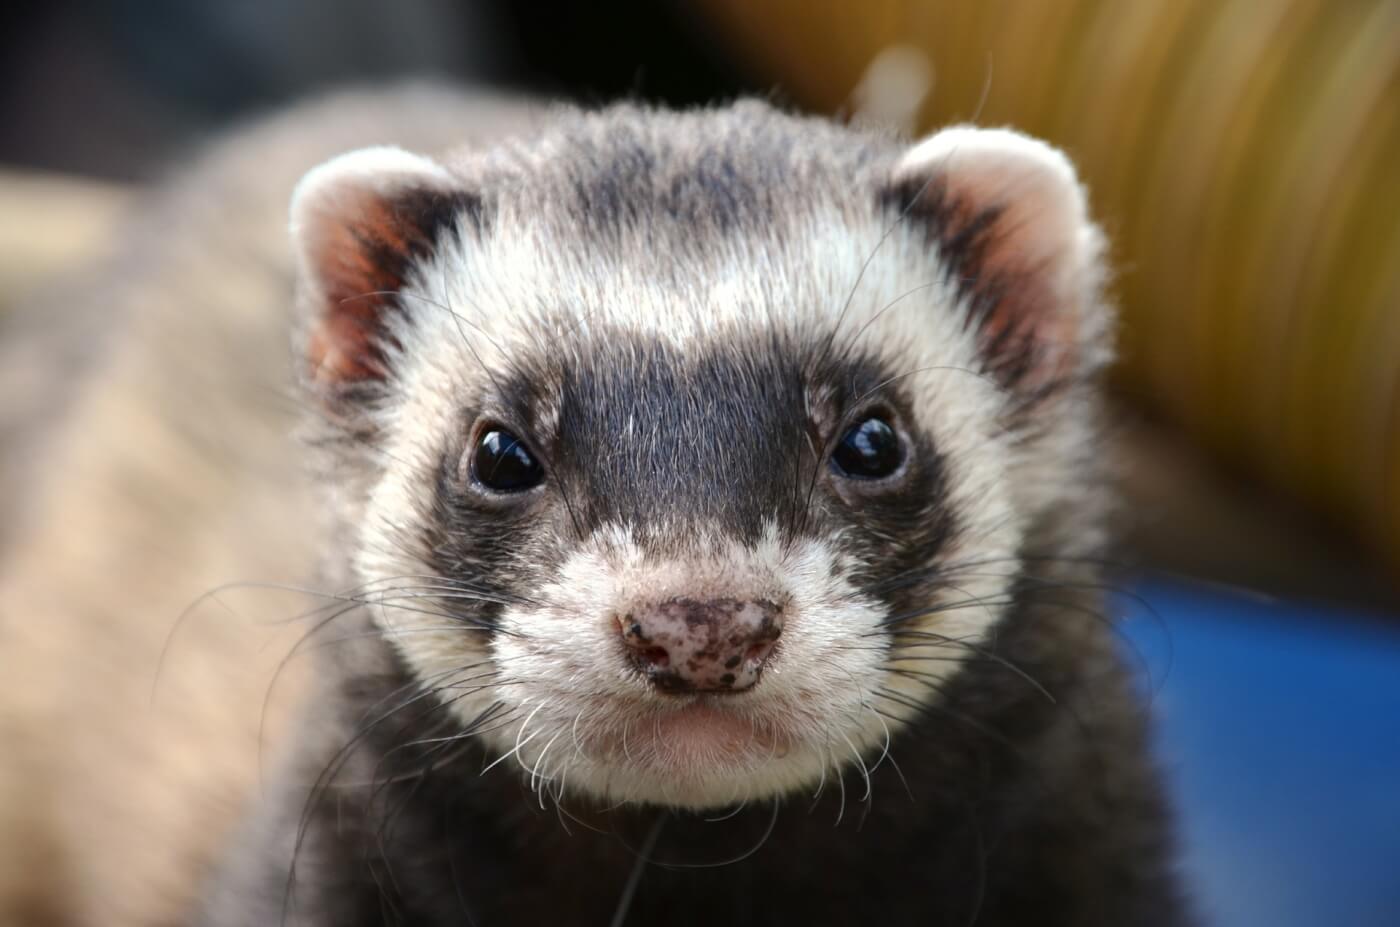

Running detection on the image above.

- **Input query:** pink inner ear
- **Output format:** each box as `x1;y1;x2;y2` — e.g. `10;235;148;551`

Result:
303;191;414;387
301;186;464;390
896;170;1080;394
969;211;1072;391
307;306;388;384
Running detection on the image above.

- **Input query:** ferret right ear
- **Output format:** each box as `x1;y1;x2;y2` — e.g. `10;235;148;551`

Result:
290;147;480;394
885;128;1108;394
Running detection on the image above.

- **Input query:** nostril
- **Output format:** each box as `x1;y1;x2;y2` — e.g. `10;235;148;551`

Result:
745;641;776;665
638;646;670;669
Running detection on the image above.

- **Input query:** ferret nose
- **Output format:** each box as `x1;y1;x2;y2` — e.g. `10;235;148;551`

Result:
617;598;783;694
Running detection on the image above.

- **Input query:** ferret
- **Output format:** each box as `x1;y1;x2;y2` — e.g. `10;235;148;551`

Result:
0;85;1188;926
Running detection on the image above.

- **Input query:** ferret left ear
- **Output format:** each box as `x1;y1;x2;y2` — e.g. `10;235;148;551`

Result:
887;127;1109;392
290;147;481;396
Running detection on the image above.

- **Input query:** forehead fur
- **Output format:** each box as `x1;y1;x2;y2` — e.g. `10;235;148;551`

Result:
395;102;990;413
401;102;940;347
461;100;898;254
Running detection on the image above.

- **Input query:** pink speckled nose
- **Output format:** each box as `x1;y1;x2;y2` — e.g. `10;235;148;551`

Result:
617;598;783;694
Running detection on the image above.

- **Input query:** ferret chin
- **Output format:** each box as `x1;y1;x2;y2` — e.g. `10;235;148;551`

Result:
0;87;1191;927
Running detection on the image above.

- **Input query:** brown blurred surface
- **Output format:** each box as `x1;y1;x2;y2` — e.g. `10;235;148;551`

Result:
1112;413;1400;613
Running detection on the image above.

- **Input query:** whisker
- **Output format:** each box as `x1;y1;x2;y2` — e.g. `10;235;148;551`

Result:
607;813;666;927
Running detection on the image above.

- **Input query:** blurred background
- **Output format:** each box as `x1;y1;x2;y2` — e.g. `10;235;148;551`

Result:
0;2;1396;924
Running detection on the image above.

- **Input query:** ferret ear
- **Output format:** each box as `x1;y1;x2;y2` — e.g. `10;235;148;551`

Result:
290;146;481;393
886;127;1108;393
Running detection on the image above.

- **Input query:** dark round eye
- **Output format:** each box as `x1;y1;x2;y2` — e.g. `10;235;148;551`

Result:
471;428;544;493
830;416;904;480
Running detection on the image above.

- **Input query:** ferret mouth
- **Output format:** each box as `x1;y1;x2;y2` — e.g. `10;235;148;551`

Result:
585;696;800;771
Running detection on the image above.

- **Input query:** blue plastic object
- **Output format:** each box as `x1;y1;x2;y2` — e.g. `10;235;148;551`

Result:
1120;578;1400;927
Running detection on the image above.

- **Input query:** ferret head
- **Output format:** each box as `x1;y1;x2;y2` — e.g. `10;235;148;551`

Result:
289;102;1111;810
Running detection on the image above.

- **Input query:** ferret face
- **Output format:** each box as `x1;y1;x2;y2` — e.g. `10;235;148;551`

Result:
290;103;1110;809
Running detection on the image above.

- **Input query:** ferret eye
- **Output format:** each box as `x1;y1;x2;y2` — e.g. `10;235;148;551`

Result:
830;416;904;480
471;428;544;493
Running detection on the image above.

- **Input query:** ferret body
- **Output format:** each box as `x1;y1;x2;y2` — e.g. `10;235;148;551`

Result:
0;85;1187;926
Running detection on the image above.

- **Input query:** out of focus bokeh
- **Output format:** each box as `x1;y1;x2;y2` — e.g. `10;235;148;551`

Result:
1;2;1397;925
